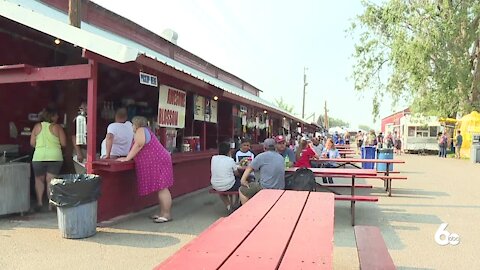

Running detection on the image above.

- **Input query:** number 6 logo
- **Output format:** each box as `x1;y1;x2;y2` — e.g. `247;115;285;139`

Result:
435;223;460;246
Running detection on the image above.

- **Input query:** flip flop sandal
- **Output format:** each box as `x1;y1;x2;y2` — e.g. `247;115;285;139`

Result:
153;217;172;223
149;214;161;220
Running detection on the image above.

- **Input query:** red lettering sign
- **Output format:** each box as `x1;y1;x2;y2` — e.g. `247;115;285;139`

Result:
167;88;186;107
158;108;179;127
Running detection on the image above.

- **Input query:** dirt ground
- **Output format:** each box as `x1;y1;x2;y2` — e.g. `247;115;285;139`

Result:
1;154;479;269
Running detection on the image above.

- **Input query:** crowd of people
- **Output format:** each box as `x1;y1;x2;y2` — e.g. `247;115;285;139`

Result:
437;130;463;159
209;134;349;211
354;130;402;155
30;103;465;223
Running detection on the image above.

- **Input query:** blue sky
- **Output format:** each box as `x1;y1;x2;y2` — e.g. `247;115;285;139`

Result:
92;0;409;130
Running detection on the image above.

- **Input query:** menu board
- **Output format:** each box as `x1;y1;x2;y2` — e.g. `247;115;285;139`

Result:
206;99;218;123
194;95;217;123
158;85;186;128
194;95;205;121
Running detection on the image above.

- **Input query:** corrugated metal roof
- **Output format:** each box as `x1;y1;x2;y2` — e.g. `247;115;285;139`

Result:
1;0;308;124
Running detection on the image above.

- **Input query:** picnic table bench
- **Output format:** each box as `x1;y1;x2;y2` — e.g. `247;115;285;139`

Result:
156;189;335;270
312;158;405;170
354;226;396;269
311;158;406;196
286;167;378;225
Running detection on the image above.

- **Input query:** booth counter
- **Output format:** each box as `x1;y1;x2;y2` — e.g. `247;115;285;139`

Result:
92;150;216;222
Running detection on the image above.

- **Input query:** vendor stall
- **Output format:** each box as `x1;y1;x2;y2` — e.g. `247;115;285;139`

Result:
0;0;309;221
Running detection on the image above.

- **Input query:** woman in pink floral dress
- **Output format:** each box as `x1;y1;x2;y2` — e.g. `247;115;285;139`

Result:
118;116;174;223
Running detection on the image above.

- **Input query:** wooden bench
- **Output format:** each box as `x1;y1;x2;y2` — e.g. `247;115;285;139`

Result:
354;226;396;270
377;170;400;174
321;175;407;196
335;195;378;226
155;190;335;270
322;183;372;188
355;175;407;197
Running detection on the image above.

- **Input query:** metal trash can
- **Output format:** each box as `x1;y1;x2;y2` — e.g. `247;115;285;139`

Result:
471;134;480;163
50;174;101;239
377;148;394;171
361;146;376;169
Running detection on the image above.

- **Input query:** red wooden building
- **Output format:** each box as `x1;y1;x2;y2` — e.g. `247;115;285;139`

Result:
381;108;410;133
0;0;317;221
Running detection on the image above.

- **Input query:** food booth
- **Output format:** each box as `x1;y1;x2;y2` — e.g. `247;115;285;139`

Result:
0;0;307;221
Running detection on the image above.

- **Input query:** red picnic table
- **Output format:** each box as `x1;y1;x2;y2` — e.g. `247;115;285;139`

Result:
338;149;355;152
337;149;356;157
286;167;377;225
311;158;406;196
286;167;376;195
155;190;335;270
312;158;404;170
335;144;351;149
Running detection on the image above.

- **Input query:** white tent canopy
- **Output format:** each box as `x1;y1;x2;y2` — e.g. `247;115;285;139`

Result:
328;126;348;134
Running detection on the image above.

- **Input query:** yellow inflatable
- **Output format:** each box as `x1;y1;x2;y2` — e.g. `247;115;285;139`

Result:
455;111;480;158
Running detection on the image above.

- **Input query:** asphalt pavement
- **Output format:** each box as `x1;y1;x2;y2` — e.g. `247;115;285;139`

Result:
1;154;479;269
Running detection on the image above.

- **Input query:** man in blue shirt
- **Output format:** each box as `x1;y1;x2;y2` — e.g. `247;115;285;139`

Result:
333;131;340;144
239;138;285;204
455;130;463;159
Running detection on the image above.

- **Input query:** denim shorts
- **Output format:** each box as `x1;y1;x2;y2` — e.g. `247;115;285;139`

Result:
32;161;63;177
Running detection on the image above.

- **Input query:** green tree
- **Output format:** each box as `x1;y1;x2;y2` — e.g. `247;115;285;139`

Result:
358;124;372;132
316;114;350;128
274;97;295;113
350;0;480;120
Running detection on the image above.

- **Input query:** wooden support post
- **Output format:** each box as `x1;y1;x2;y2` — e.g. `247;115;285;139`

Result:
202;97;207;151
86;60;98;174
203;121;207;151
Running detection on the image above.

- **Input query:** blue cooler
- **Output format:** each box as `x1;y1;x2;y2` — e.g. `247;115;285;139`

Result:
361;146;376;169
377;148;393;171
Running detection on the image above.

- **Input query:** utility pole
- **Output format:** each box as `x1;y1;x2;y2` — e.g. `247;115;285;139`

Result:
324;101;329;129
302;67;308;119
69;0;82;28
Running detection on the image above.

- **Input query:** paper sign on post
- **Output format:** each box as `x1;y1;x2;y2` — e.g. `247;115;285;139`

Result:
158;85;186;128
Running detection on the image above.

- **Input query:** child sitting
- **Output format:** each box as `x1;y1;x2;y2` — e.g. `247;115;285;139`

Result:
235;138;255;164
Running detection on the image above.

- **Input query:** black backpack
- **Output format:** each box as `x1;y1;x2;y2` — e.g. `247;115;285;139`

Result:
285;168;316;191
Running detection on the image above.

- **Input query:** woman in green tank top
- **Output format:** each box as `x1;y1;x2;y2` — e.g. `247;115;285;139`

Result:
30;107;67;211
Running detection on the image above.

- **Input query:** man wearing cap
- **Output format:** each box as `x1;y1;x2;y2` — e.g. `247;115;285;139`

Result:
239;138;285;204
275;135;296;165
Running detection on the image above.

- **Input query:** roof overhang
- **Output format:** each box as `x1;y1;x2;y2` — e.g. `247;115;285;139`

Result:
0;0;307;124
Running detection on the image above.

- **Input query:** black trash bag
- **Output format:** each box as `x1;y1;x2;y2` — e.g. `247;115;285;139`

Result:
49;174;101;208
285;168;316;191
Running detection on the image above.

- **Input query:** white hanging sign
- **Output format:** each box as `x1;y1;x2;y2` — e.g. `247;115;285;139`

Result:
139;72;158;87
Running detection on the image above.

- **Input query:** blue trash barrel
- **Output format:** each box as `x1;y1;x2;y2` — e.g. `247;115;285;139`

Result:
361;146;376;169
377;148;394;172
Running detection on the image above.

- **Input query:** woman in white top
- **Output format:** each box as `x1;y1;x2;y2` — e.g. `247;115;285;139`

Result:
211;142;241;211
